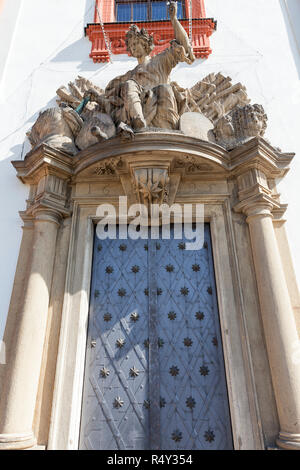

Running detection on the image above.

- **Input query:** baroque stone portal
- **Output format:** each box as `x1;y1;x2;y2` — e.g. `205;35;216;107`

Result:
1;1;299;453
26;2;267;156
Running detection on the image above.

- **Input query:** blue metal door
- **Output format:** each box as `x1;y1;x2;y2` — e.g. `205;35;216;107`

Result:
79;225;233;450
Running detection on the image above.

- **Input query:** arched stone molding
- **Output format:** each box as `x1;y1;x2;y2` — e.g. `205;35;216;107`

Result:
0;132;298;450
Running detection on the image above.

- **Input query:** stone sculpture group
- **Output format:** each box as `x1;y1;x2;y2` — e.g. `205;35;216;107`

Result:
26;2;268;156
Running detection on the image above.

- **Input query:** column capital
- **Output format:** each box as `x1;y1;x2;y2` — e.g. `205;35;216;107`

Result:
233;166;283;222
245;202;273;223
19;211;35;230
234;193;279;221
32;207;62;226
12;144;74;185
13;145;73;221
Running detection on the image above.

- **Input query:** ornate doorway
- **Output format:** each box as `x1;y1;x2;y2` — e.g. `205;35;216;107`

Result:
5;133;296;449
79;224;233;450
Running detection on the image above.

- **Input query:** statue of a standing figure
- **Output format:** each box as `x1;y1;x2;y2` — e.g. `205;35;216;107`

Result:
87;1;195;131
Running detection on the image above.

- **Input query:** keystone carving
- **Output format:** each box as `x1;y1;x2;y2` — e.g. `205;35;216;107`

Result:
132;168;170;207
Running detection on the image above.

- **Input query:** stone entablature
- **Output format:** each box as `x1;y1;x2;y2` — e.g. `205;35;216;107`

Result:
18;132;292;188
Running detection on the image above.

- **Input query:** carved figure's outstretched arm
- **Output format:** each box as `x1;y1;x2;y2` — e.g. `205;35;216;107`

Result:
169;1;195;63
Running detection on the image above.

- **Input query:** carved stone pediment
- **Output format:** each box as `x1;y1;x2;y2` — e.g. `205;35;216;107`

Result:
67;131;233;205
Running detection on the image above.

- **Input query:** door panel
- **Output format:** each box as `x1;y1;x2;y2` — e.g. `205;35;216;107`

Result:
156;227;233;450
79;225;233;450
79;235;150;450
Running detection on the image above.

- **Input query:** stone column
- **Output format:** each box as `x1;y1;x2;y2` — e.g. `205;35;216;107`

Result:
0;208;61;449
238;195;300;449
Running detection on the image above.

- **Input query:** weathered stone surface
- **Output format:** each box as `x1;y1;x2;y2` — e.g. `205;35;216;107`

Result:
132;167;169;208
179;112;215;141
188;73;250;124
75;112;116;150
56;76;103;112
214;104;267;150
25;3;198;154
6;130;299;450
26;108;78;155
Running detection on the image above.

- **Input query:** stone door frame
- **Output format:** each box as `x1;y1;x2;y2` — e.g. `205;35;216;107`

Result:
1;132;299;450
47;199;261;450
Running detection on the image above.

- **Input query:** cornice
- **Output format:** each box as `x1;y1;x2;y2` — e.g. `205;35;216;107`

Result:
12;135;294;186
12;144;74;184
229;137;294;178
72;131;230;177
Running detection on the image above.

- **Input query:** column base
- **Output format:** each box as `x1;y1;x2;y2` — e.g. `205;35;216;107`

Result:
0;432;36;450
277;432;300;450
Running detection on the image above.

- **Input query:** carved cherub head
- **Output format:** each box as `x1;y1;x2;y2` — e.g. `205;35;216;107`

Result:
125;25;154;58
245;104;267;135
214;114;234;142
214;104;268;150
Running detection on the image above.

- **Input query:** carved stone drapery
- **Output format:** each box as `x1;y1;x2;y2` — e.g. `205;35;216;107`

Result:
24;8;262;157
29;69;259;157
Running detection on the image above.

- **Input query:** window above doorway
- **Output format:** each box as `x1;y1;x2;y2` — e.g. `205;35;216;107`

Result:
85;0;217;62
115;0;185;22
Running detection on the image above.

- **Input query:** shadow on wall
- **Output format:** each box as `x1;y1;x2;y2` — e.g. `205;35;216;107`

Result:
279;0;300;79
50;0;97;71
50;37;98;72
0;0;98;417
6;96;59;161
0;87;64;343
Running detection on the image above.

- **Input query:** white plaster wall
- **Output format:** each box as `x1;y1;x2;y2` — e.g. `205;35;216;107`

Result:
283;0;300;55
0;0;299;339
0;0;22;93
